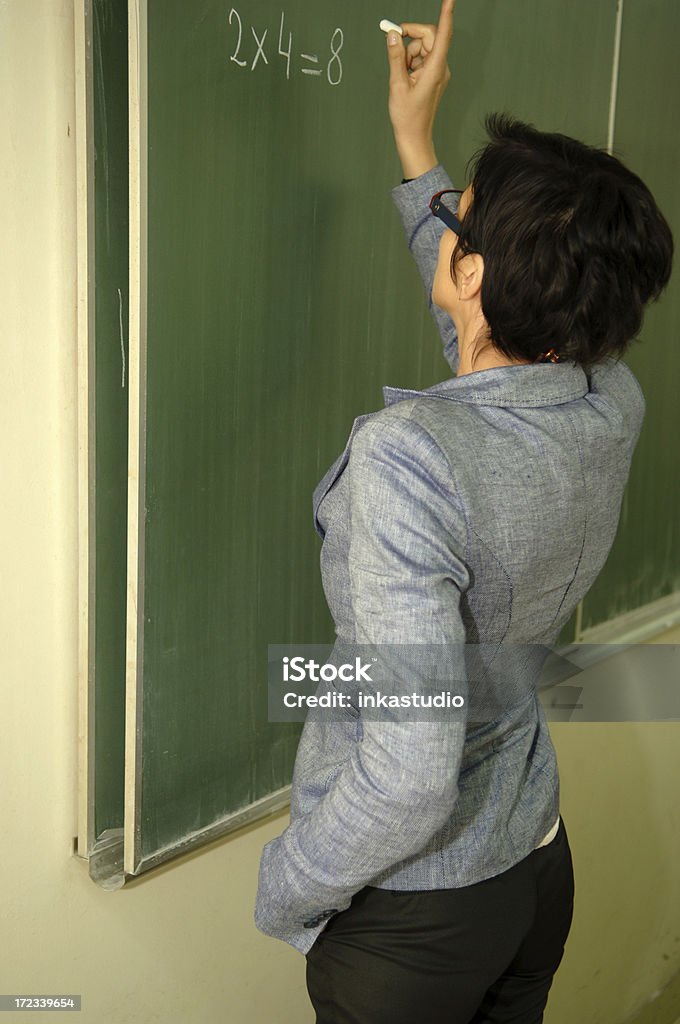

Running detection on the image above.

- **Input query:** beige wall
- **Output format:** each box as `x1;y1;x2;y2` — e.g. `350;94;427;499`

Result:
548;633;680;1024
1;2;678;1022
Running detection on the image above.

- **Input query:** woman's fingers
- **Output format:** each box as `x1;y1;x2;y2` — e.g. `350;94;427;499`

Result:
385;0;456;178
385;27;410;90
405;38;428;73
401;0;455;53
431;0;456;59
401;0;455;77
406;37;427;59
401;22;437;52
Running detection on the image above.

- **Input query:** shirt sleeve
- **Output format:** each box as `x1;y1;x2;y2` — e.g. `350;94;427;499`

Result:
255;412;470;953
391;165;461;374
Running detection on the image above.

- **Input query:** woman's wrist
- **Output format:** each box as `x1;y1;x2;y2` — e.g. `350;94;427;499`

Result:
394;137;438;180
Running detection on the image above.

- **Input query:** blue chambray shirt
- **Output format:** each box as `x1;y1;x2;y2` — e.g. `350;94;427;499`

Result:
255;166;645;955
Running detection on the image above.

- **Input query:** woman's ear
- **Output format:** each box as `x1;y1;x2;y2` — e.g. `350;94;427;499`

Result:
455;252;484;300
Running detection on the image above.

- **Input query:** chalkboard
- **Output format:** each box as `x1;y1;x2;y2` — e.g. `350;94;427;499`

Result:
578;0;680;630
124;0;669;876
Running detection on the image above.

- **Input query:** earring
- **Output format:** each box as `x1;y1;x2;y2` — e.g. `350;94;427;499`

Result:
535;348;561;363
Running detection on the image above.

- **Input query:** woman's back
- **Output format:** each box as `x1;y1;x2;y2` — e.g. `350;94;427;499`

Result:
303;349;644;891
316;356;644;649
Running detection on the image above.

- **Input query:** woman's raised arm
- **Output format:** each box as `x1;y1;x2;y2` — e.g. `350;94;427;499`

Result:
385;0;456;180
385;1;460;372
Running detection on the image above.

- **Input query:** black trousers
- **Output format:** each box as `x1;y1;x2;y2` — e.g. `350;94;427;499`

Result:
306;817;574;1024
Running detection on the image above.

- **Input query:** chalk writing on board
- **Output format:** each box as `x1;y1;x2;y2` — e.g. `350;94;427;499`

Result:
228;8;344;85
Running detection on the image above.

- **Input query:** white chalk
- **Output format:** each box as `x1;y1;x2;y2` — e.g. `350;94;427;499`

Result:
379;19;403;36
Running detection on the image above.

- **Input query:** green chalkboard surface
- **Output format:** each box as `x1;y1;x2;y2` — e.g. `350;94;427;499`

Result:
579;0;680;630
92;0;129;845
122;0;676;874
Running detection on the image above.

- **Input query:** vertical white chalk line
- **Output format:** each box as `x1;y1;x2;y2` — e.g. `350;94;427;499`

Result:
118;286;126;388
574;601;584;644
607;0;624;154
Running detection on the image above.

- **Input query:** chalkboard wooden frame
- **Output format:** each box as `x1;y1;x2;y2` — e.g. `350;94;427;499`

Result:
123;0;145;876
75;0;96;861
76;0;134;876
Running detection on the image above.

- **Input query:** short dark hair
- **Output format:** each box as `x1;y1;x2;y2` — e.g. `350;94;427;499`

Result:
454;113;674;369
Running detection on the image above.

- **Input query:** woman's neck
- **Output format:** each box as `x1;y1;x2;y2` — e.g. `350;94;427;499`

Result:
455;322;532;377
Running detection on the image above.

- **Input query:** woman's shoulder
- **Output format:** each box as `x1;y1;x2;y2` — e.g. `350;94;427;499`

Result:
586;356;646;430
352;401;442;454
348;399;474;505
356;391;481;456
352;396;469;459
347;402;468;529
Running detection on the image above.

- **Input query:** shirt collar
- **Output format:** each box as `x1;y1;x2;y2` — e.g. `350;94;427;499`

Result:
383;361;590;410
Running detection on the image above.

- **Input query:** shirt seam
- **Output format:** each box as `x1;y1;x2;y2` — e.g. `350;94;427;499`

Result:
552;415;588;624
400;407;516;647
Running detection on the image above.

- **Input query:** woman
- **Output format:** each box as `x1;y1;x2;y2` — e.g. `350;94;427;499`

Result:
255;2;673;1021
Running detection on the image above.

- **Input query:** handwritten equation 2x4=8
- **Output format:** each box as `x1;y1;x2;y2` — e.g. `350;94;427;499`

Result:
228;9;344;85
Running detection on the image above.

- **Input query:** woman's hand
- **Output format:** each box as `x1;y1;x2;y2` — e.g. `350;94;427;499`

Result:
386;0;456;180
